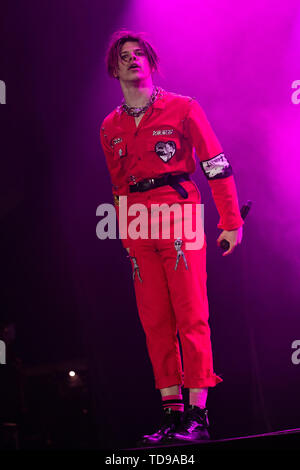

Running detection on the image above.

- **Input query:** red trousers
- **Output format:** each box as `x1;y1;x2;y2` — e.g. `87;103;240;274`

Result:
126;181;223;389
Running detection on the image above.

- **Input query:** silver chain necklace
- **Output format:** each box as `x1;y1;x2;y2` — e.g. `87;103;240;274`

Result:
121;86;160;117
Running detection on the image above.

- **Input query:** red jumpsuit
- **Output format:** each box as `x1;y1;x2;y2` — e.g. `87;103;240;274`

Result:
100;87;244;389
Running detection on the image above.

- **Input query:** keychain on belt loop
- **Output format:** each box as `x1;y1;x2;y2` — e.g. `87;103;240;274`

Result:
128;255;143;282
174;238;188;270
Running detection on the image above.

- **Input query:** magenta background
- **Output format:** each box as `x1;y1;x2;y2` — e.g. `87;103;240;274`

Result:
0;0;300;448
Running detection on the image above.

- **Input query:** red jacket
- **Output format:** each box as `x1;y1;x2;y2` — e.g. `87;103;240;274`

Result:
100;87;244;244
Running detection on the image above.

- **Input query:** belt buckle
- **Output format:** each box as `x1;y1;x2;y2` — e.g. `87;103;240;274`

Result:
141;178;155;191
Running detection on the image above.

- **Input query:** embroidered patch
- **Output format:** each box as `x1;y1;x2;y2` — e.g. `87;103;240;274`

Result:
153;129;174;136
112;137;123;145
200;153;232;179
155;141;176;163
111;140;127;158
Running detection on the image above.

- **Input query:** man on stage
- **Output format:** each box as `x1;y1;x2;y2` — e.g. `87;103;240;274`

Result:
100;30;243;445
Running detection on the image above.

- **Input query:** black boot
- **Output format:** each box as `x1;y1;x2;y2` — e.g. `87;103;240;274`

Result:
137;408;183;446
167;405;210;443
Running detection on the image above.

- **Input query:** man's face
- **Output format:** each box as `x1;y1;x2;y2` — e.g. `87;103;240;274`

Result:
114;41;153;82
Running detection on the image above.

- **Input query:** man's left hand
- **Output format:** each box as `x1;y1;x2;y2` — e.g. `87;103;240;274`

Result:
217;226;243;257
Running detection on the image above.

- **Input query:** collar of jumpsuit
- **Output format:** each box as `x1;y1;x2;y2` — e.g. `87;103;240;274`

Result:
121;85;164;116
119;86;167;118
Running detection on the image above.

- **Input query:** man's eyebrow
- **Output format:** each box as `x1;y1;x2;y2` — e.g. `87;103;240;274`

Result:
120;48;144;55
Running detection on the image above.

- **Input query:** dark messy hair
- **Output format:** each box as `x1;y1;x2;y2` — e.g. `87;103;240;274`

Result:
105;29;161;79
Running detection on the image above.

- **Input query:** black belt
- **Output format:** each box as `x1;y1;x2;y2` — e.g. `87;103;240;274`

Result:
129;173;190;199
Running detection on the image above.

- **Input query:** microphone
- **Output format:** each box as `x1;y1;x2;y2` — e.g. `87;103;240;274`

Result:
220;200;252;252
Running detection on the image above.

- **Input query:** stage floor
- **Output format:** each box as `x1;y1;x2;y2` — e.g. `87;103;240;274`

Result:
124;427;300;451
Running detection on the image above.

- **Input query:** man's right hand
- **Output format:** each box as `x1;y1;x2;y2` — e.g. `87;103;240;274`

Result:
126;247;130;254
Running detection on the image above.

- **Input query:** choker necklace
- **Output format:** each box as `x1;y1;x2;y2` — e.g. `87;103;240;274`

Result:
121;86;162;117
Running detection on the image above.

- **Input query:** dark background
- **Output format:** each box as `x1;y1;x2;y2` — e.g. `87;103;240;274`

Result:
0;0;299;450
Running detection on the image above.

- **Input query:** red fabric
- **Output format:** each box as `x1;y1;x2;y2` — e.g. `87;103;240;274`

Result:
120;184;223;389
129;226;223;389
98;89;246;389
117;180;204;251
99;88;244;249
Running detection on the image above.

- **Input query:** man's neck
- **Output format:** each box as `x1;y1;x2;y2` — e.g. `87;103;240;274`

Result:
120;80;154;108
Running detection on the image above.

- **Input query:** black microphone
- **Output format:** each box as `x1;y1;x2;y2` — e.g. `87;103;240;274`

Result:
220;200;252;251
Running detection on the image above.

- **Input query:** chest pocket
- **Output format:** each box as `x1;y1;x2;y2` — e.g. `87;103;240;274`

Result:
146;137;181;164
